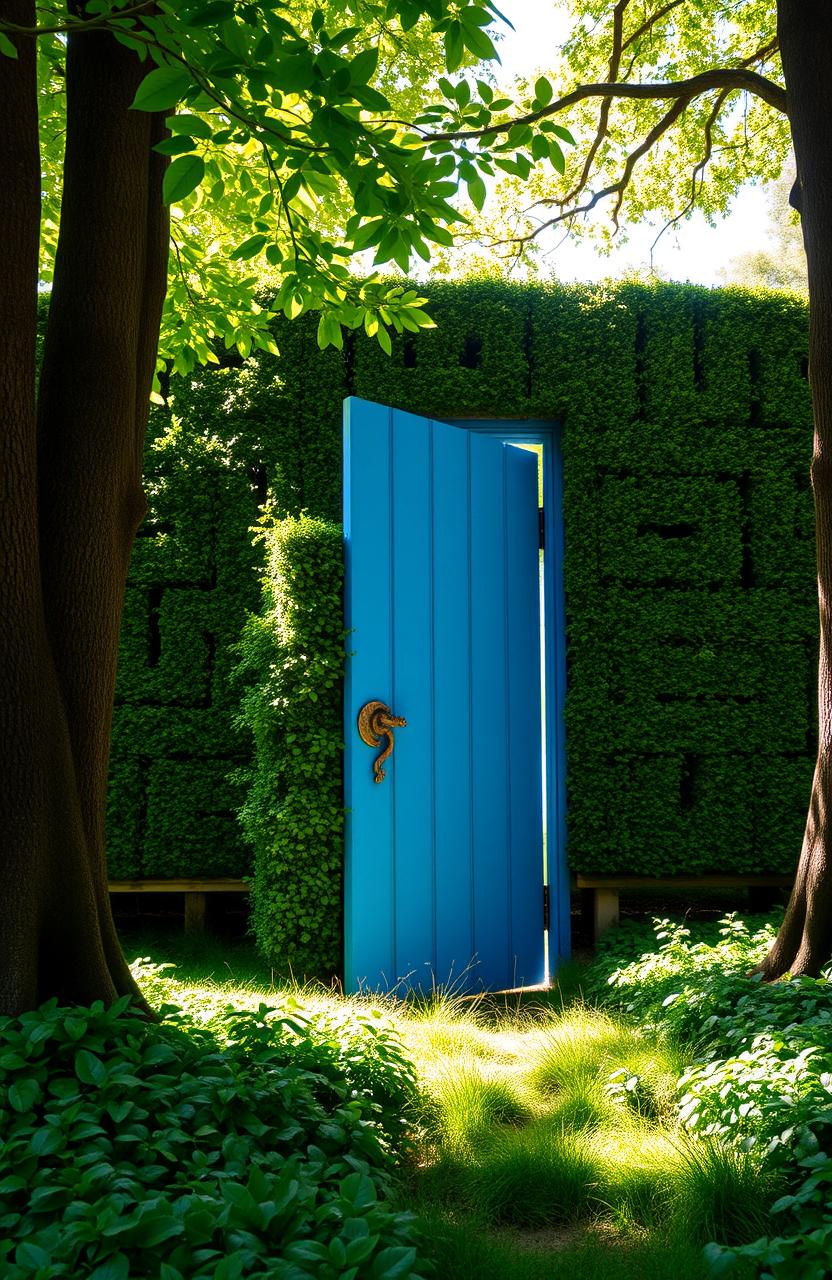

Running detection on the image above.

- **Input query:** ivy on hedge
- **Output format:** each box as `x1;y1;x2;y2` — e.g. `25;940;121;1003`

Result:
108;281;814;919
235;515;345;978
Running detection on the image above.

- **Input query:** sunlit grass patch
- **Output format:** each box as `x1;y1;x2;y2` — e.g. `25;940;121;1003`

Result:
421;1123;601;1228
589;1126;681;1229
525;1006;685;1127
419;1212;711;1280
544;1072;620;1132
414;1061;533;1153
526;1009;635;1091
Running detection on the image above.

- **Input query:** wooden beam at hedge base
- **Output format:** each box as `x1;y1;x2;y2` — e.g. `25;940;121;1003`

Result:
108;878;248;893
108;878;249;935
574;873;794;942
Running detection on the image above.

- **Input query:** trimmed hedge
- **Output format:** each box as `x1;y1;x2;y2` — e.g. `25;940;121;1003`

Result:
236;516;345;978
109;280;814;894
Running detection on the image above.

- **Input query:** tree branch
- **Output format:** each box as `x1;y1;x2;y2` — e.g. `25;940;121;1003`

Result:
509;93;691;245
562;0;628;207
649;85;730;256
621;0;686;53
428;67;787;143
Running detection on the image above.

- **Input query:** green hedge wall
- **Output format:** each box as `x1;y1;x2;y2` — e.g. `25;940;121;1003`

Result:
109;280;814;885
236;516;344;976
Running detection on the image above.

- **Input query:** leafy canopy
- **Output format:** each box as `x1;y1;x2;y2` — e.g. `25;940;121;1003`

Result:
430;0;790;274
4;0;572;382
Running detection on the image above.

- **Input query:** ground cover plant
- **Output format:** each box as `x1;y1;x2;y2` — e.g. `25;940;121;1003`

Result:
0;973;422;1279
8;916;832;1278
589;914;832;1276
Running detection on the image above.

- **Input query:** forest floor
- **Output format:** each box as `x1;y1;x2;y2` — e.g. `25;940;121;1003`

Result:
122;925;779;1280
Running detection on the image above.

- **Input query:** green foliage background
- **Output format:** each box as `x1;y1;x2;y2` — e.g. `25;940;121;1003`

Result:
236;516;345;977
109;281;814;923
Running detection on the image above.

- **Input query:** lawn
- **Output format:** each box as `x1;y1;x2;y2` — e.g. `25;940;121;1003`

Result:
4;915;832;1278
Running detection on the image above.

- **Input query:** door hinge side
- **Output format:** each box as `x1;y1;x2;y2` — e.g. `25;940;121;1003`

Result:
538;508;545;550
543;883;550;932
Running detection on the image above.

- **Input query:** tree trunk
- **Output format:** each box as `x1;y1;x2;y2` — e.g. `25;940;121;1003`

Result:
0;3;168;1016
754;0;832;979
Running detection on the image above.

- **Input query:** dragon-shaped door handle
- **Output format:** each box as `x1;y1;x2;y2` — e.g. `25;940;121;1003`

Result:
357;701;407;783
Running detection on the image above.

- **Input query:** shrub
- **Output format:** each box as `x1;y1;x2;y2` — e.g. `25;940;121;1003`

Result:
0;997;424;1280
705;1152;832;1278
236;513;345;978
589;913;832;1276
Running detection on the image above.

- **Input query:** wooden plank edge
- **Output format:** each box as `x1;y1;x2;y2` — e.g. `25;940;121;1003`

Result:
108;879;249;893
574;874;793;890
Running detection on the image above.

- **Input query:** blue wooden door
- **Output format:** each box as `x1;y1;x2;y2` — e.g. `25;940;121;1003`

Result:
343;397;544;993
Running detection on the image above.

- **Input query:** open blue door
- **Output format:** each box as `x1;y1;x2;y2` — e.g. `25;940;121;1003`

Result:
343;398;544;993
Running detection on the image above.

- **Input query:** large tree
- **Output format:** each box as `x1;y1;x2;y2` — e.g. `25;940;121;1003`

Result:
0;0;574;1016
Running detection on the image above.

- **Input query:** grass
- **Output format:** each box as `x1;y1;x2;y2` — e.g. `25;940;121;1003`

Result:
120;927;774;1278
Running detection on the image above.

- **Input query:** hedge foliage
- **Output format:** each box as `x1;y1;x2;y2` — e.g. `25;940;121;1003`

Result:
109;280;813;888
236;516;345;978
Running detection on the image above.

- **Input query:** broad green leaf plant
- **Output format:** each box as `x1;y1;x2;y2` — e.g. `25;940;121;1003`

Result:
3;0;573;384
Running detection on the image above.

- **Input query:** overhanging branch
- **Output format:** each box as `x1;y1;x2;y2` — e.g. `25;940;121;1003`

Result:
428;67;788;144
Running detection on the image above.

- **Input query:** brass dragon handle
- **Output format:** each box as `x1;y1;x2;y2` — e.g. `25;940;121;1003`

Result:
357;700;407;783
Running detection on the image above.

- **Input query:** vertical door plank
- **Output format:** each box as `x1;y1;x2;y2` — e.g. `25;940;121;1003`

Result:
505;446;544;987
432;421;474;987
343;399;395;989
390;409;436;988
469;439;511;989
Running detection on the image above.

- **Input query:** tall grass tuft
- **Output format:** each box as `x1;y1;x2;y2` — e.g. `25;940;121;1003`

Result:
416;1063;531;1153
672;1136;784;1245
460;1124;600;1227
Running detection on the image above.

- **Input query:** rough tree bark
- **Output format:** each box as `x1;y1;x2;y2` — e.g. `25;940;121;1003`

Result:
0;1;168;1015
754;0;832;979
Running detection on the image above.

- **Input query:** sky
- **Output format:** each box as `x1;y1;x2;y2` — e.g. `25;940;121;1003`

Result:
485;0;776;287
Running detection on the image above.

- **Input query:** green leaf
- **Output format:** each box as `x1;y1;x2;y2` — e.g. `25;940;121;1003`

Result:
168;113;214;140
31;1125;63;1156
316;313;343;351
16;1243;50;1269
89;1254;129;1280
9;1077;41;1112
0;32;18;59
349;46;379;85
163;154;206;205
460;21;496;61
551;124;575;146
131;65;192;113
444;23;464;72
466;173;486;210
370;1246;417;1279
549;140;565;174
230;234;268;260
454;79;471;108
377;325;392;356
75;1049;107;1086
534;76;553;106
153;136;198;157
